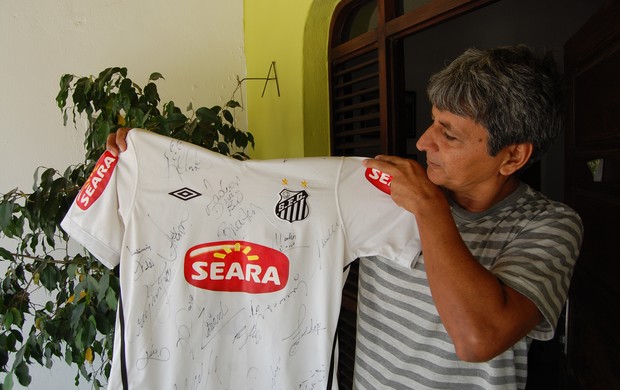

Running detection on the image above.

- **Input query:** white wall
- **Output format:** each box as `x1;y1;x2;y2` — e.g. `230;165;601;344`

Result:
0;1;246;388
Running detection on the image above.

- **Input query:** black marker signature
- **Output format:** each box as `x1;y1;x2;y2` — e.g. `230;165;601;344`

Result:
282;305;326;356
136;346;171;370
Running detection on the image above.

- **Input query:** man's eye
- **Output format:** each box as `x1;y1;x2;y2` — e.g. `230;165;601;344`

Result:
443;131;456;141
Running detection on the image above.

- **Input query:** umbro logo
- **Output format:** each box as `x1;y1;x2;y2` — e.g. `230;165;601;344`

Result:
169;187;202;201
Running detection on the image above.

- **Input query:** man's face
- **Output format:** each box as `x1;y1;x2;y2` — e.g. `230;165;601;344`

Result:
416;106;510;194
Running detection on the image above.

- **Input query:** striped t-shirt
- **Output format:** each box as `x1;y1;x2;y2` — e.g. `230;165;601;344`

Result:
354;182;583;389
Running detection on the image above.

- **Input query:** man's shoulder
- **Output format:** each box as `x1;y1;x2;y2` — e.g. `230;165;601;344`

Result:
520;184;580;220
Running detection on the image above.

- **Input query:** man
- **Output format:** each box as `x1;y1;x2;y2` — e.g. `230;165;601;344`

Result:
355;45;582;389
106;45;582;389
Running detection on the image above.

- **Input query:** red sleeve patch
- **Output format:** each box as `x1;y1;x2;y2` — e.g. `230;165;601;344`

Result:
76;151;118;210
364;167;392;195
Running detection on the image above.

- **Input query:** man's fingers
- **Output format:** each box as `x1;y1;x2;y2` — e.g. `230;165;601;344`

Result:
363;158;392;174
116;128;130;152
106;133;120;156
106;127;131;156
374;155;399;163
363;155;408;173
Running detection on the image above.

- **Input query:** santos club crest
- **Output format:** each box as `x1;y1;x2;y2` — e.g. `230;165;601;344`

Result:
275;189;309;223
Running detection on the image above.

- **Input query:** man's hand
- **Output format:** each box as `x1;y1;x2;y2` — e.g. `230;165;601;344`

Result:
362;155;447;216
106;127;131;156
364;156;542;362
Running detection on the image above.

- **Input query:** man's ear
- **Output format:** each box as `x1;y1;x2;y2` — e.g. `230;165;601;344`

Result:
499;143;533;176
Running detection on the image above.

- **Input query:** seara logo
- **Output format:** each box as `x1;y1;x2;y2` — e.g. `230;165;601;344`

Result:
365;167;392;195
184;241;289;293
77;151;118;210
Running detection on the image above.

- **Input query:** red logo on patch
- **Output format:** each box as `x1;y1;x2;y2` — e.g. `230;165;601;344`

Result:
76;151;118;210
184;241;289;294
365;168;392;194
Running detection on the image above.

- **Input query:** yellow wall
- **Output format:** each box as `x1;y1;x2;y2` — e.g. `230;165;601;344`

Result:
244;0;341;158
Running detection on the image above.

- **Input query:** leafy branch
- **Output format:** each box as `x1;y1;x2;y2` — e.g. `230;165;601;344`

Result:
0;67;254;389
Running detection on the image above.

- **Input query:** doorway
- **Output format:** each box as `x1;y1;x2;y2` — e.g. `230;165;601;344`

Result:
400;0;604;200
331;0;606;388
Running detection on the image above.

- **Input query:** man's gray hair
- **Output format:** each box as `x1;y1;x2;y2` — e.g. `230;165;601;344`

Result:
427;45;563;168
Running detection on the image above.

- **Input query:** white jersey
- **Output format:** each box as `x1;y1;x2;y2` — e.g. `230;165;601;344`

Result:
61;129;421;390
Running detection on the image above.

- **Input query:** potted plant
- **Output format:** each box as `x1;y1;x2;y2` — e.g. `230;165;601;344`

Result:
0;67;254;389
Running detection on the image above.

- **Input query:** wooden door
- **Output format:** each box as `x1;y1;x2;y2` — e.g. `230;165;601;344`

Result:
563;1;620;388
330;2;499;388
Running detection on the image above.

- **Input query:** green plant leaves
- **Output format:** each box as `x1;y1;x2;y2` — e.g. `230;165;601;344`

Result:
14;361;30;386
1;66;254;388
39;262;60;291
195;106;219;123
149;72;164;81
2;308;22;329
0;200;13;234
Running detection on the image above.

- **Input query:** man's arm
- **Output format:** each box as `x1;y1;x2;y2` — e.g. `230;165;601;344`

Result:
363;155;542;362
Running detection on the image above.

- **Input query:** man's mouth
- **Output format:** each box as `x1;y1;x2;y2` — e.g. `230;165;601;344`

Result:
426;159;439;168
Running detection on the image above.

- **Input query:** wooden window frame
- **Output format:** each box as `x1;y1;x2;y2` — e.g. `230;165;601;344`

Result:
328;0;498;157
328;1;499;388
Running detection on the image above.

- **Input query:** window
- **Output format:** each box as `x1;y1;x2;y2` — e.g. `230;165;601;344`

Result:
329;0;496;157
329;1;497;388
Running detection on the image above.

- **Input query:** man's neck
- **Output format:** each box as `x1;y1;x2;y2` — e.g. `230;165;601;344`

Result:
446;177;521;213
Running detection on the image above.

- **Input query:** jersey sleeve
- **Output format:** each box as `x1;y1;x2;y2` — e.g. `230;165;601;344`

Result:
60;139;138;269
336;157;421;268
491;206;583;340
